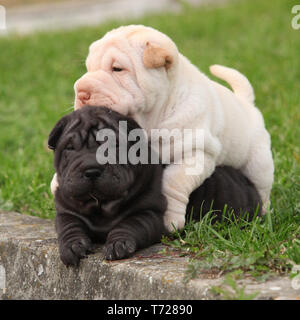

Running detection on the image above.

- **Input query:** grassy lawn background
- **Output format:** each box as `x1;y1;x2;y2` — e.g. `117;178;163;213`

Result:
0;0;299;282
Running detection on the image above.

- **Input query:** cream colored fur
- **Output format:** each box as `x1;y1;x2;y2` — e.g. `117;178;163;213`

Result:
51;25;274;232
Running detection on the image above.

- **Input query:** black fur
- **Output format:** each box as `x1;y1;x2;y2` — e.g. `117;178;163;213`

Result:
187;166;262;223
49;106;167;266
49;106;262;266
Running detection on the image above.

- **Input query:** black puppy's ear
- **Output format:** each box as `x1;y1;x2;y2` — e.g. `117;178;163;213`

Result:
48;116;69;150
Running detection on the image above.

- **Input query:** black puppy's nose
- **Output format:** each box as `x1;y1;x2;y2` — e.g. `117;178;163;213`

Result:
84;168;102;179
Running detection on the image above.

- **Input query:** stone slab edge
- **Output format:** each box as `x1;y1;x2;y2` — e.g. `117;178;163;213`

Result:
0;211;299;300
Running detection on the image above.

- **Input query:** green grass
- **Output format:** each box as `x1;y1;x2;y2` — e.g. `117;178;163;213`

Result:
0;0;299;279
210;270;260;300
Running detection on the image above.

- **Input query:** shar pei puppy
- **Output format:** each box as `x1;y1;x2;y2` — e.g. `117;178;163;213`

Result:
48;106;167;266
48;106;261;266
52;25;273;232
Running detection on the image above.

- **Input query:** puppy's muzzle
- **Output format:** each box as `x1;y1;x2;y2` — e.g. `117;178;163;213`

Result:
84;167;102;180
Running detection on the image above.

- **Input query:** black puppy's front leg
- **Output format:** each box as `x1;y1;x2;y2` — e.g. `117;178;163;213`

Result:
55;213;93;266
104;211;165;260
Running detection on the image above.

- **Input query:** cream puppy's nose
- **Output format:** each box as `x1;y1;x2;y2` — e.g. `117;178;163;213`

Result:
74;71;120;110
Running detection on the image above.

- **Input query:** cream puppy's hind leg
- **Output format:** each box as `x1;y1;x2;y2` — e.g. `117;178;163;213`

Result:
210;64;274;213
241;132;274;213
50;173;59;195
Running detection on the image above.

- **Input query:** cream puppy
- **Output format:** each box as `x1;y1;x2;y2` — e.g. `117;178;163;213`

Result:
51;25;274;232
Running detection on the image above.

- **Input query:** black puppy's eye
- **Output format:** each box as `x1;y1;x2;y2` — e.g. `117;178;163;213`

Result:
65;143;74;150
112;67;123;72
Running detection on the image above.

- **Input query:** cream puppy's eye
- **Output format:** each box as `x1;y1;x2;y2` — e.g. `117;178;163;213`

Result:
112;66;123;72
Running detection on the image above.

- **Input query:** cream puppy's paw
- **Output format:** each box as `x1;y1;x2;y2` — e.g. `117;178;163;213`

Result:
50;173;59;195
163;210;186;232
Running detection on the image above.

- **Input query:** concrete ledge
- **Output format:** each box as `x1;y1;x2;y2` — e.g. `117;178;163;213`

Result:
0;211;299;300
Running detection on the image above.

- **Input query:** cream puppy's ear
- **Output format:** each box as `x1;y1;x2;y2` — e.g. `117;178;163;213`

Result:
143;42;173;70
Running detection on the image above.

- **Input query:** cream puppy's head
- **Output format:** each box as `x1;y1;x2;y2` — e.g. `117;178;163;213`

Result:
74;25;179;126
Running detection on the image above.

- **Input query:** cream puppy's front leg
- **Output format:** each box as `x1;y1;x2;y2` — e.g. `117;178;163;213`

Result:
50;173;59;195
162;153;216;232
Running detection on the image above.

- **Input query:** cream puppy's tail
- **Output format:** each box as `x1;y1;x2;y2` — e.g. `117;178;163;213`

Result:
209;64;255;104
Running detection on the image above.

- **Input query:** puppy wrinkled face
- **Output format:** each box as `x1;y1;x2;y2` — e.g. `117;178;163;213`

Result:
74;37;146;116
49;106;141;212
73;25;179;127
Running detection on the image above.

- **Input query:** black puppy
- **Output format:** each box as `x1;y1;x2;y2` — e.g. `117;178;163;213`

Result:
48;106;167;266
49;106;261;266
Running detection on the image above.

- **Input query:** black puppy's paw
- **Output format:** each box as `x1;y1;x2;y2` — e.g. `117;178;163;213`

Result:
104;238;137;260
59;237;93;267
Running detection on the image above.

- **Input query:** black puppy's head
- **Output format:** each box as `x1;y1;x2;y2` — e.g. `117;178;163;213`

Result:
48;106;148;212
